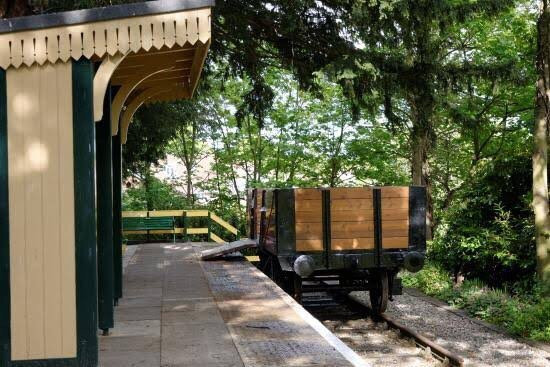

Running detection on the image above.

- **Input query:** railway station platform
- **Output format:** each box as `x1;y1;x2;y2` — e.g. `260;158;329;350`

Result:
99;243;367;367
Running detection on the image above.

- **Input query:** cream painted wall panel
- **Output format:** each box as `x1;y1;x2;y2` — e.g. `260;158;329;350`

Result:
57;63;77;357
7;64;29;361
40;64;63;357
7;62;76;361
23;64;46;360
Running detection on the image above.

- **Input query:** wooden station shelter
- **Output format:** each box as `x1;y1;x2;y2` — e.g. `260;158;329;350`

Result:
0;0;213;365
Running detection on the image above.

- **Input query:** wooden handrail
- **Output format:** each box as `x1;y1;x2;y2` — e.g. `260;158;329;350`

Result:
121;209;239;243
209;232;226;244
210;213;238;235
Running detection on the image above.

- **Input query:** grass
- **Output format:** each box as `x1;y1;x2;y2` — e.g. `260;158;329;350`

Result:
401;263;550;342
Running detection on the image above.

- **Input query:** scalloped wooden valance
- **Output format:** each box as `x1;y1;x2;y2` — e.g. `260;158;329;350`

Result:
0;7;211;69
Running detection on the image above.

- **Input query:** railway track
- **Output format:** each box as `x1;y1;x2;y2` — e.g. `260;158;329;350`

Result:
303;291;464;367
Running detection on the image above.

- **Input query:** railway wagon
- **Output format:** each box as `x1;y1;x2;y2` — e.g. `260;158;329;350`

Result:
247;186;427;314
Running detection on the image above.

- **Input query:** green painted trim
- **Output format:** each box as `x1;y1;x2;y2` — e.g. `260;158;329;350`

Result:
10;358;77;367
72;58;98;367
409;186;427;253
250;189;258;239
112;133;123;302
276;189;295;256
0;68;10;366
373;188;382;268
322;189;330;269
95;85;114;331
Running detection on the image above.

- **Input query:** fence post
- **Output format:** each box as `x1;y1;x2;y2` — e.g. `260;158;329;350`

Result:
183;211;188;243
207;211;211;242
146;211;150;243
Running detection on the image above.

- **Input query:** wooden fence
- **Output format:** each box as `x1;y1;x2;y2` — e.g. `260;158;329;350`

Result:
122;210;239;244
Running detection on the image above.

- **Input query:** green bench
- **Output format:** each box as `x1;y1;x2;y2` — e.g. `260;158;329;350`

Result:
122;216;176;243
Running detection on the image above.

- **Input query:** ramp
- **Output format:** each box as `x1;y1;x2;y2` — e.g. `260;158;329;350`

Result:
200;238;258;260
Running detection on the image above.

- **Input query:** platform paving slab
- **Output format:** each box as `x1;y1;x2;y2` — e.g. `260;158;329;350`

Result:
99;243;366;367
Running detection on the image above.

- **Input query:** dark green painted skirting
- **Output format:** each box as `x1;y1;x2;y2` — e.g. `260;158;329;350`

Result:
10;358;78;367
0;68;11;366
95;86;114;331
112;133;123;303
72;59;99;367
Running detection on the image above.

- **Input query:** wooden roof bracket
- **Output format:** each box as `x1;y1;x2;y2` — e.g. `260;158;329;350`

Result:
119;87;169;144
110;66;174;136
93;52;128;122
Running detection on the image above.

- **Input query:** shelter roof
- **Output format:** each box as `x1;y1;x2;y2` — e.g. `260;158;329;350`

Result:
0;0;213;110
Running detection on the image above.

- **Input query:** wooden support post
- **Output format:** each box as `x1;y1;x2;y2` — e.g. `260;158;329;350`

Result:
0;68;10;367
95;84;114;334
183;212;189;243
208;211;211;242
112;84;123;305
73;59;99;366
146;210;150;243
112;132;123;304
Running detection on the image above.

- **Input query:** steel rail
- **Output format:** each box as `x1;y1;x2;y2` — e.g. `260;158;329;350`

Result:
346;295;464;367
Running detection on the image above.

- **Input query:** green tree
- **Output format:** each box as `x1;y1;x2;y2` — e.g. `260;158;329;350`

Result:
167;101;209;204
123;176;191;211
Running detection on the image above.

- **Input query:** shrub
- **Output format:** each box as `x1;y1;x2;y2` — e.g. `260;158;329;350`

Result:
401;263;453;297
431;154;536;288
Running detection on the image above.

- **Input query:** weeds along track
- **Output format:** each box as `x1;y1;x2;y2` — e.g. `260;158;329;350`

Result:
303;291;464;367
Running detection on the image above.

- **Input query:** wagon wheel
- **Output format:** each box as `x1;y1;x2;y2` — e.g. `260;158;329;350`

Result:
258;250;270;273
292;274;302;303
338;277;353;296
369;270;389;315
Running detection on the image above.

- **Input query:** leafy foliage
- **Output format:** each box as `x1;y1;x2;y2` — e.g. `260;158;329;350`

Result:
431;153;536;286
122;176;191;211
401;263;454;296
123;103;183;178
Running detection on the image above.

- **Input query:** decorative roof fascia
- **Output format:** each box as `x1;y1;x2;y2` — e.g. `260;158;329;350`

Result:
0;5;211;69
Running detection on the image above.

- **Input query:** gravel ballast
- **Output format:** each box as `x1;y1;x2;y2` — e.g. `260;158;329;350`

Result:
353;290;550;367
321;317;442;366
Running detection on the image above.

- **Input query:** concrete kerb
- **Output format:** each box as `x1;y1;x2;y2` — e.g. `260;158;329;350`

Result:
250;264;371;367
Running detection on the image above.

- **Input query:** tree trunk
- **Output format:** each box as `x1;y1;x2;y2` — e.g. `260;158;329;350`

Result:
409;90;435;240
411;128;434;240
328;118;346;187
185;164;193;204
533;0;550;286
144;171;153;211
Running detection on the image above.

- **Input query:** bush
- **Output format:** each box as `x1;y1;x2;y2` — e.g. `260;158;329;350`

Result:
401;263;453;297
512;299;550;341
431;154;536;288
403;263;550;342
